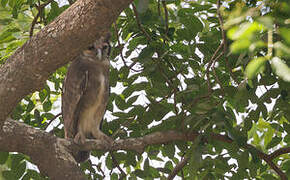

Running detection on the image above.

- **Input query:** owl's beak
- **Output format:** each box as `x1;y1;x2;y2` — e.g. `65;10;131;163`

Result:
97;49;102;60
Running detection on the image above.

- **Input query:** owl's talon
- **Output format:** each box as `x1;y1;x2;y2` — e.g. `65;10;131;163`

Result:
74;132;86;144
104;136;113;144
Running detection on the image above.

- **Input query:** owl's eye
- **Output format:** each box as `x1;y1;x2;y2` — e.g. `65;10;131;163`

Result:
102;43;111;56
88;46;94;50
102;45;108;50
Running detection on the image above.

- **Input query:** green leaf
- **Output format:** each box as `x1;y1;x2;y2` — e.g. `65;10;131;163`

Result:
42;112;55;120
279;28;290;45
266;136;282;149
134;169;146;178
43;100;52;112
136;0;149;13
139;46;154;62
248;148;259;164
148;167;160;178
162;144;175;158
26;100;35;112
238;151;249;169
13;161;26;179
110;173;118;180
12;103;23;120
274;42;290;57
261;174;278;180
2;170;17;180
245;57;267;79
105;156;112;170
227;22;265;40
0;151;9;164
127;95;138;105
187;138;203;177
39;89;48;102
144;158;149;173
257;17;273;29
271;57;290;82
244;119;252;132
1;0;8;7
22;169;42;180
11;154;24;170
34;109;41;122
283;123;290;134
230;39;251;53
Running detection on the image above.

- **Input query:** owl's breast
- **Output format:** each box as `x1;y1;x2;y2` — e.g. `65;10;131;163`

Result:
78;68;109;137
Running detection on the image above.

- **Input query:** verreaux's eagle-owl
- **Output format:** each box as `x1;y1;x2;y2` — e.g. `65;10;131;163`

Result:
62;34;112;163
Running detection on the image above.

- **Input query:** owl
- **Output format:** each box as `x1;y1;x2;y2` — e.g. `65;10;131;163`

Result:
62;34;112;163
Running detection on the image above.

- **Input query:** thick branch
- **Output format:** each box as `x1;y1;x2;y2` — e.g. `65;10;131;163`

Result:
0;119;84;180
1;119;288;179
0;0;133;126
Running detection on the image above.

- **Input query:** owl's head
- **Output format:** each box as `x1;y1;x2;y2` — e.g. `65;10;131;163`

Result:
85;33;111;61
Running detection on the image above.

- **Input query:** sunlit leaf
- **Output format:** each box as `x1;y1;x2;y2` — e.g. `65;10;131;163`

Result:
279;27;290;45
230;39;251;53
271;57;290;82
227;22;265;40
266;136;282;149
245;57;267;79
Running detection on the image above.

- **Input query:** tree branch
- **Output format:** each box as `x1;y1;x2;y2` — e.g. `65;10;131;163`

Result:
30;0;54;37
45;112;62;130
0;119;288;179
0;118;85;180
132;3;152;41
269;147;290;160
167;156;189;180
216;0;237;83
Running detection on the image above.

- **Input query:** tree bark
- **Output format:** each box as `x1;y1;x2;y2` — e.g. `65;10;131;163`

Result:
0;119;202;179
1;119;290;179
0;0;133;126
0;119;85;180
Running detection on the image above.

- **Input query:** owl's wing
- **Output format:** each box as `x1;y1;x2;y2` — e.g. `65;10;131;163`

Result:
62;59;88;139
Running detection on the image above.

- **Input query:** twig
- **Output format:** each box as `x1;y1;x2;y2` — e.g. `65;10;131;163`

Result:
162;1;169;36
211;51;225;95
205;40;224;93
113;23;142;72
216;0;238;83
245;144;287;180
110;152;127;179
30;11;41;37
29;0;54;37
267;29;273;58
157;0;161;16
167;156;189;180
91;163;105;178
45;112;61;130
111;115;136;138
269;147;290;160
204;0;233;96
155;59;179;114
132;3;152;41
111;130;288;179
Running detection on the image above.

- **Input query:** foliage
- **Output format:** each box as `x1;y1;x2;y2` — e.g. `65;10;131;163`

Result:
0;0;290;179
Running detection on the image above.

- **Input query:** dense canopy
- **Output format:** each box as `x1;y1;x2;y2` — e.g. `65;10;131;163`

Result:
0;0;289;179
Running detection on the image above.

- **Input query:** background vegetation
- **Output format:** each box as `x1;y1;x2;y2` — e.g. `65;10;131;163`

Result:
0;0;289;179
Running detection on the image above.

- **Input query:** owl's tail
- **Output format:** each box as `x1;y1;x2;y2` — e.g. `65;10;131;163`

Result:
74;151;90;163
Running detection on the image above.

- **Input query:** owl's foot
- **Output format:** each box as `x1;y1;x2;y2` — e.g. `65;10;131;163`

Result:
92;130;113;144
103;134;113;144
74;132;86;144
